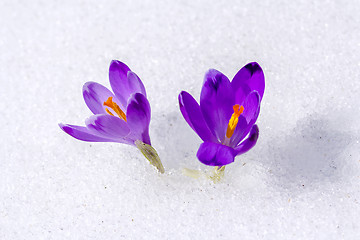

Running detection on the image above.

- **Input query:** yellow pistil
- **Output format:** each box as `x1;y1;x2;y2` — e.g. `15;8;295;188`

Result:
103;97;127;121
225;104;244;139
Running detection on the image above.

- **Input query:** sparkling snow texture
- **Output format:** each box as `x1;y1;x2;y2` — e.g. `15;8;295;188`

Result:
1;0;360;239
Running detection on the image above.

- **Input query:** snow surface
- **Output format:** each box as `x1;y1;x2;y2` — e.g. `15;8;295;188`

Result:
1;0;360;239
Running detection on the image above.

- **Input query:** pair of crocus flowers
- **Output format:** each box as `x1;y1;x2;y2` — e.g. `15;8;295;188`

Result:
59;60;265;174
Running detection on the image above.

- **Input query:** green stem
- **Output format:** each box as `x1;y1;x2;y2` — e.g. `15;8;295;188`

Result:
135;140;165;174
209;166;226;183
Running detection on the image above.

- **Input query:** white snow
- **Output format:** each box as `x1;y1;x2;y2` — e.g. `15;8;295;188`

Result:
1;0;360;239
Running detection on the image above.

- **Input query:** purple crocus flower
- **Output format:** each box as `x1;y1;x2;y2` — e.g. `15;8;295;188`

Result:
178;62;264;166
59;60;164;173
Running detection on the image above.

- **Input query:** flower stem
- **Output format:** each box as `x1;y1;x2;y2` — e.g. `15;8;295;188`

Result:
135;140;165;174
209;166;226;183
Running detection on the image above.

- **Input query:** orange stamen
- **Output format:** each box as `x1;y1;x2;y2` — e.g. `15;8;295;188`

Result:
105;108;114;116
225;104;244;138
103;97;127;121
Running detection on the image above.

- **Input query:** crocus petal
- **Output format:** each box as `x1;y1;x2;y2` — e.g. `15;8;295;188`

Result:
197;142;235;166
179;91;217;142
230;91;260;146
85;114;130;140
127;71;147;98
83;82;120;114
200;69;235;141
126;93;151;145
231;62;265;103
109;60;131;109
109;60;146;109
59;123;114;142
234;124;259;156
240;90;260;124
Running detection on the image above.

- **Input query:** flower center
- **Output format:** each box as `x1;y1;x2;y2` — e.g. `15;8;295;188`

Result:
103;97;127;121
225;104;244;139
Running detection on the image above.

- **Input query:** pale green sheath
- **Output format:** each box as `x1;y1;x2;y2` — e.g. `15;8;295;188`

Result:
135;140;165;174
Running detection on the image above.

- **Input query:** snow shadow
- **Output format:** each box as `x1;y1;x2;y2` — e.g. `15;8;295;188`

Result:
265;113;354;187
